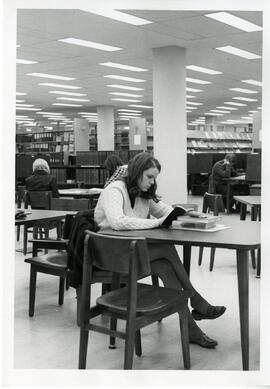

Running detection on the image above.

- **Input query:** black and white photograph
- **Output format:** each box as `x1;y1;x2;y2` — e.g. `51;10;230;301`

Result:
2;0;270;387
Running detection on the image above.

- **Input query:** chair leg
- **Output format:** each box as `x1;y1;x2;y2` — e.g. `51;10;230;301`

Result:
66;275;70;290
78;327;89;369
198;247;204;266
29;266;37;317
256;248;261;278
209;248;216;272
151;274;159;287
134;330;142;357
23;226;28;255
124;323;136;369
58;277;65;306
179;310;191;370
250;250;256;269
76;286;81;327
16;225;20;241
109;318;117;349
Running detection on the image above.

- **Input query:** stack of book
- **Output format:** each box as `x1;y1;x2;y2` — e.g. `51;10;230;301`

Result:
171;215;221;230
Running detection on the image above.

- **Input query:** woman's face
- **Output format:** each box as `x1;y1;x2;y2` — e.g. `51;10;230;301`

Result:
138;167;159;192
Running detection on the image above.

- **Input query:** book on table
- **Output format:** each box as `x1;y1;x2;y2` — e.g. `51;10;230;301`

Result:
171;215;221;230
161;206;206;228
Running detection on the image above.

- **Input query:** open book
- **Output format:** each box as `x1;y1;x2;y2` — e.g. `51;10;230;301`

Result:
161;206;200;228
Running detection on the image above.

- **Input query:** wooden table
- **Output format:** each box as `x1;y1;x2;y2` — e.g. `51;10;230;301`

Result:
15;209;76;226
59;188;102;207
102;221;260;371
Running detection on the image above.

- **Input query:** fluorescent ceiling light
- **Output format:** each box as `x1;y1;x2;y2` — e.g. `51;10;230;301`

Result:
232;97;258;102
16;115;29;118
186;107;197;110
58;37;122;52
186;65;222;75
109;92;143;98
186;87;203;93
185;101;203;106
186;77;211;85
210;109;230;113
52;103;83;107
16;99;25;103
248;110;258;113
100;62;148;72
241;79;262;87
27;73;75;81
224;101;247;106
16;44;20;47
56;97;90;102
48;90;86;96
104;75;146;83
36;112;63;115
205;12;262;32
118;109;141;113
216;46;261;59
80;8;152;26
242;117;253;120
118;113;141;116
229;87;258;94
78;112;97;115
39;82;81;89
16;107;40;111
216;106;238;110
16;104;35;107
186;110;192;113
204;113;224;116
128;104;152;109
16;59;37;64
258;106;262;109
111;98;141;102
106;84;144;91
186;95;196;98
16;92;27;96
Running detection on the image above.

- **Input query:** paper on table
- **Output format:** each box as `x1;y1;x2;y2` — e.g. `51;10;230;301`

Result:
170;224;230;232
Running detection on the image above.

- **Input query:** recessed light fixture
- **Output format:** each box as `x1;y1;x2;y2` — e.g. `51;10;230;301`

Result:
78;112;98;115
186;110;192;113
186;101;203;106
58;37;122;52
79;8;152;25
109;92;143;98
16;104;34;107
36;112;63;115
210;109;230;113
16;92;27;96
216;106;238;111
224;101;247;106
52;103;83;107
186;65;222;75
106;84;144;91
186;87;203;93
56;97;90;102
16;107;41;111
100;62;148;72
128;104;152;109
241;79;262;87
186;77;211;85
242;117;253;120
229;87;258;94
216;46;261;59
232;97;258;102
186;95;196;99
186;107;198;110
39;83;81;89
27;72;75;80
16;99;25;103
118;109;142;113
118;113;141;116
16;59;37;64
204;113;224;116
248;110;258;113
258;106;262;109
111;98;142;102
48;91;87;96
205;12;262;32
104;75;146;83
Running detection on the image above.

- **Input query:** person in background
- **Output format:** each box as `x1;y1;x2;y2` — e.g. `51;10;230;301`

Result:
95;152;226;349
103;154;127;188
25;158;59;198
208;153;239;212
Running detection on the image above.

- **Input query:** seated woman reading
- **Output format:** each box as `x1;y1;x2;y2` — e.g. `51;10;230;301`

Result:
95;152;226;348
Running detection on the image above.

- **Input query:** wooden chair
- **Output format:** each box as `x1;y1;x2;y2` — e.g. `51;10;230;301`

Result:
78;231;192;370
16;185;26;241
198;192;225;271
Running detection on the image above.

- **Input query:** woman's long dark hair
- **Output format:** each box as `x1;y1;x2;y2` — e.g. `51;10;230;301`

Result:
125;152;161;203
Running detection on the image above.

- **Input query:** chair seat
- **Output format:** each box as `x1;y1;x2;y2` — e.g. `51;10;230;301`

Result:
96;283;192;315
25;252;68;270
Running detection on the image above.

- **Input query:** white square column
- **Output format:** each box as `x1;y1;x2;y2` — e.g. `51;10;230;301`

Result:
97;106;114;151
153;46;187;205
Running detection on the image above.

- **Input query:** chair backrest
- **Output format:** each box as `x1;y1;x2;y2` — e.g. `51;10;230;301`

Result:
202;192;225;216
84;231;151;278
25;190;52;210
51;197;90;211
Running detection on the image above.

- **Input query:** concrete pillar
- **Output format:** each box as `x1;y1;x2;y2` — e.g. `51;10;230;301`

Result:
97;106;114;150
73;118;89;154
152;46;187;205
129;118;147;151
252;111;262;150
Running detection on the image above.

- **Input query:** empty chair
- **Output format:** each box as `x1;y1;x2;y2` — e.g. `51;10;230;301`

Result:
78;231;192;370
51;197;90;212
198;192;225;271
16;185;26;241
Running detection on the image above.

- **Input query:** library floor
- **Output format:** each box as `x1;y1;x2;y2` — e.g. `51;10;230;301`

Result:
13;196;260;371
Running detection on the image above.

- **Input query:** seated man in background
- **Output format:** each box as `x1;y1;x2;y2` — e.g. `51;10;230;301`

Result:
209;153;248;212
103;154;127;188
25;158;59;198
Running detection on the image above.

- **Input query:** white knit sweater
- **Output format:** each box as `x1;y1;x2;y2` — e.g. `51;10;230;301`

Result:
94;180;173;230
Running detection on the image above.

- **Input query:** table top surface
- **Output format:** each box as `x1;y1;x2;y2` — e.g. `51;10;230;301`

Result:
224;174;246;182
233;195;261;206
59;188;103;196
15;209;76;225
101;220;260;250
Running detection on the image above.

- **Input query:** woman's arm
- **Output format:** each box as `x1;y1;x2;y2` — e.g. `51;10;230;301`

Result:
149;199;173;218
102;187;163;230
